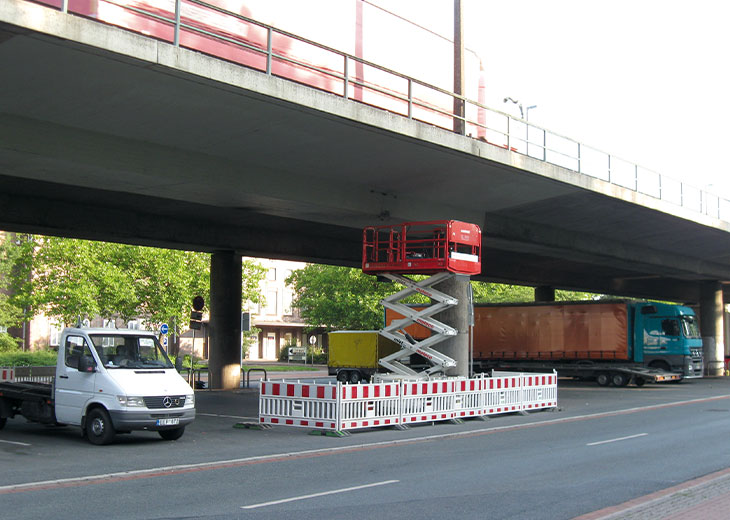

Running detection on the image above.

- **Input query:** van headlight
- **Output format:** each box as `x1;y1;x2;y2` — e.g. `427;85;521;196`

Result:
186;394;195;407
117;395;145;407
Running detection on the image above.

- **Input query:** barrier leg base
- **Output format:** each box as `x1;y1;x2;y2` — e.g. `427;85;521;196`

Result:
393;424;410;431
234;422;272;430
450;418;465;424
308;430;350;437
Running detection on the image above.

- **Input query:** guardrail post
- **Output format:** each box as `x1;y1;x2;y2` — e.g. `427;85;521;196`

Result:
266;27;273;75
173;0;181;47
407;80;413;119
61;0;68;13
343;56;349;100
577;142;581;173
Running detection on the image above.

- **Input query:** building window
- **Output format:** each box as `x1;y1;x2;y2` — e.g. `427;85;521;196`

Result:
267;268;277;281
49;323;61;347
283;289;293;316
265;290;278;315
0;325;7;334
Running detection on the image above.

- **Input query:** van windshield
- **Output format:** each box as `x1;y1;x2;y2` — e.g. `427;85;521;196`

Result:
89;334;174;369
681;316;701;339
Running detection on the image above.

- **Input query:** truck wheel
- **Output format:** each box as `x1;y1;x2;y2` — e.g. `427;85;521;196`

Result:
0;417;6;430
635;378;646;387
611;373;629;387
85;408;116;445
348;370;361;384
158;427;185;441
596;373;610;386
336;370;349;383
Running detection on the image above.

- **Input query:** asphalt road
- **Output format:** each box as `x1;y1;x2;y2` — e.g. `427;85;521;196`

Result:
2;376;730;519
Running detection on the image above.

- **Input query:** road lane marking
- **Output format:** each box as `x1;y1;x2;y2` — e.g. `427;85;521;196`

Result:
2;393;729;494
241;480;399;509
0;439;31;447
587;433;648;446
198;413;258;420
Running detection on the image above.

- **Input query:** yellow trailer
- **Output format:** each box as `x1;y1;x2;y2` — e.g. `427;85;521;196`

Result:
328;331;400;383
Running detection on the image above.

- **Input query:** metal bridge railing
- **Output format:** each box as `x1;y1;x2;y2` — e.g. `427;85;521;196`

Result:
34;0;729;223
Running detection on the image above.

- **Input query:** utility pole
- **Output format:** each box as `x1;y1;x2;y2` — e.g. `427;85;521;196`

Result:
453;0;465;135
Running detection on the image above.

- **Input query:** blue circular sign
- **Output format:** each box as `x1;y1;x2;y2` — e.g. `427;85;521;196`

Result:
160;323;169;335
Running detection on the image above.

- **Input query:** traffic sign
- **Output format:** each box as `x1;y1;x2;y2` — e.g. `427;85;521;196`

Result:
160;323;169;335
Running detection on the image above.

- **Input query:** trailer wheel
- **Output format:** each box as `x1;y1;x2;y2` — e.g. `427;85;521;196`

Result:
0;417;6;430
611;373;629;387
635;378;646;387
596;373;611;386
348;370;361;384
649;360;671;372
85;407;116;445
336;370;349;383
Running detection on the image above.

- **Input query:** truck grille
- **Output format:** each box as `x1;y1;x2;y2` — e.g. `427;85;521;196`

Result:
691;348;703;361
143;396;186;409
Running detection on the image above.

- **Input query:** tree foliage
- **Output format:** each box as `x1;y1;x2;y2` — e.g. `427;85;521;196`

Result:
287;265;394;331
0;233;265;331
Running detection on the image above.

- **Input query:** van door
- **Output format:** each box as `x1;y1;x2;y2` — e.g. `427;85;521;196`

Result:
55;335;97;425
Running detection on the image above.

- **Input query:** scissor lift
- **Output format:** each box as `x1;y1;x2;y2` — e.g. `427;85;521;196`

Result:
362;220;481;379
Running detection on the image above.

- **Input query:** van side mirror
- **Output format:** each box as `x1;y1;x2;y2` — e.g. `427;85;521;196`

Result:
78;355;96;373
175;356;183;372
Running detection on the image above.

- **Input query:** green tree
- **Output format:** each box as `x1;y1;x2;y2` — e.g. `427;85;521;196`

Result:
287;264;393;331
0;234;266;331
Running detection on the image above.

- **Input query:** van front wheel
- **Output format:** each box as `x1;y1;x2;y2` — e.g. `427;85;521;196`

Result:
159;427;185;441
85;408;116;445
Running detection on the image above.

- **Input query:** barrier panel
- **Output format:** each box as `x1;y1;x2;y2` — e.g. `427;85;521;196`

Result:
258;371;557;433
521;373;558;410
1;368;14;382
259;381;339;431
452;374;488;418
338;382;401;431
401;379;456;424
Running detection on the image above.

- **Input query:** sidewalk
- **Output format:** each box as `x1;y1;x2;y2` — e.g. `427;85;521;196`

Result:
575;467;730;520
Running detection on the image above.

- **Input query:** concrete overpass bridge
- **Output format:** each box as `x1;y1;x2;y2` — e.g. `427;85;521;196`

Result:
2;0;730;384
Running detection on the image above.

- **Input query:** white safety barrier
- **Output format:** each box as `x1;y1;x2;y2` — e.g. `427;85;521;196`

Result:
0;368;14;382
259;371;557;433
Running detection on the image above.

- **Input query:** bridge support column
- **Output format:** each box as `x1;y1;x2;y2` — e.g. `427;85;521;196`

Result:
534;286;556;302
700;281;725;376
208;250;242;390
435;275;470;377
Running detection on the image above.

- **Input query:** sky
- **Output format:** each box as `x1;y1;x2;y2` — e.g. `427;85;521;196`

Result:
371;0;730;200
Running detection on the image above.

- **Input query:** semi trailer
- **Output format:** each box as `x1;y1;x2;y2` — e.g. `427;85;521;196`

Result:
386;300;704;386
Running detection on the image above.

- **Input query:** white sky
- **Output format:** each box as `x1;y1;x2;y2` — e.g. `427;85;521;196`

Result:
373;0;730;199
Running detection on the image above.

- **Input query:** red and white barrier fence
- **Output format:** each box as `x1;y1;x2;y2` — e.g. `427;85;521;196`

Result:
1;368;14;382
259;371;557;433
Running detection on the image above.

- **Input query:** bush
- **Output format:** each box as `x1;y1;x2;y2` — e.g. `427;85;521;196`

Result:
0;333;21;353
0;349;58;367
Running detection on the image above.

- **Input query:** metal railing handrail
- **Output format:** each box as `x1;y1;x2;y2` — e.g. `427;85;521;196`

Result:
41;0;730;223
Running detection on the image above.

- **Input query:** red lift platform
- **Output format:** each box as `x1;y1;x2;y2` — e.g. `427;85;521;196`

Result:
362;220;482;379
362;220;481;275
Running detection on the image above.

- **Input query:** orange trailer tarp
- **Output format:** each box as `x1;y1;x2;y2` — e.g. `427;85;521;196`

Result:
385;302;631;362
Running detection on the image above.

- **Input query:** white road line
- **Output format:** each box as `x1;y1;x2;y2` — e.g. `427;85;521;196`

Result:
0;439;31;447
198;413;258;420
241;480;399;509
587;433;648;446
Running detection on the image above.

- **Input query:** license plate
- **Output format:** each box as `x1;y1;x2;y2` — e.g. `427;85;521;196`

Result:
156;418;180;426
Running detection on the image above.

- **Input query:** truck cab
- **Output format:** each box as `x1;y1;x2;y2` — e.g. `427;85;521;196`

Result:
55;327;195;444
633;303;703;378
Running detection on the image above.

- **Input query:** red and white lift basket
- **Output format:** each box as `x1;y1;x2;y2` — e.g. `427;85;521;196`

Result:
362;220;481;275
